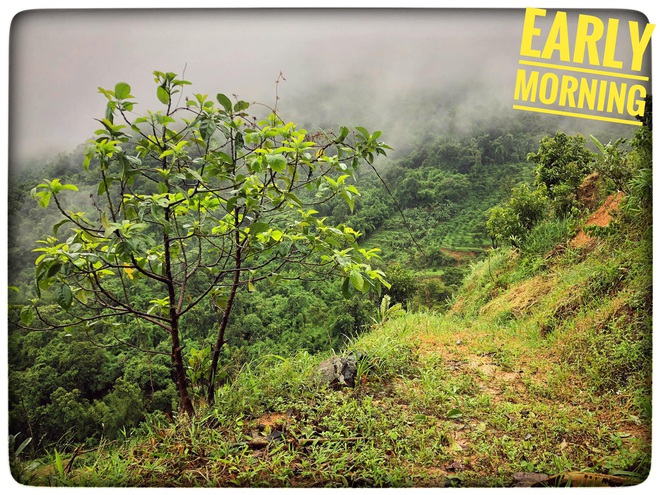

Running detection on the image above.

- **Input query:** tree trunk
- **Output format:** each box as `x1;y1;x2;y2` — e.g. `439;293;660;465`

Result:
171;324;195;416
163;212;194;416
207;229;243;405
207;281;239;405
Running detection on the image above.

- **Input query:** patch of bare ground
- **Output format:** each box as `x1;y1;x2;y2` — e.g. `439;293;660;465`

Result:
577;172;601;210
255;412;289;429
571;192;624;249
413;331;530;402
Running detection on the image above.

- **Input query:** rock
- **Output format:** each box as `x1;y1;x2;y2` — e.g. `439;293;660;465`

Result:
512;472;549;487
316;353;359;388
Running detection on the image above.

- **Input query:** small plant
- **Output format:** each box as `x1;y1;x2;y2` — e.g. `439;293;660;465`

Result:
590;135;634;192
9;433;38;484
354;352;375;385
371;295;406;327
49;448;67;485
9;432;32;460
187;346;215;396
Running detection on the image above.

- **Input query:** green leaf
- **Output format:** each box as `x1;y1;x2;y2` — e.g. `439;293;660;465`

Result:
15;436;32;457
235;131;244;149
38;191;52;208
341;276;351;298
199;118;215;141
215;151;232;164
247;280;255;292
249;221;269;237
20;306;34;326
52;219;70;236
46;262;62;278
284;192;302;207
447;408;463;419
234;100;249;112
57;283;73;310
105;102;116;123
54;449;64;478
341;190;355;213
271;230;283;242
590;134;606;154
83;150;93;171
266;154;287;173
157;85;170;105
349;270;364;291
185;167;204;183
114;82;131;99
355;126;370;139
216;93;232;112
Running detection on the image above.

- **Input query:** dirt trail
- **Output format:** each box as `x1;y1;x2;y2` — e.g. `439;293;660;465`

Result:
405;319;651;485
415;328;539;402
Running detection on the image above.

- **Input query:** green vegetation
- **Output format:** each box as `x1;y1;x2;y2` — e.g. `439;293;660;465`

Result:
7;72;651;487
12;71;391;416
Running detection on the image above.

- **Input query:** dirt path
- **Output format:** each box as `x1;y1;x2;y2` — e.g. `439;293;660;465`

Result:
396;316;651;486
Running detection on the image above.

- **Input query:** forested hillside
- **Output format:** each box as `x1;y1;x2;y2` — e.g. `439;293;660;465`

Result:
7;74;651;487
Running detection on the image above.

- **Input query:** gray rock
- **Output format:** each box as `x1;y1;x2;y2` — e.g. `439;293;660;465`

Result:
316;353;359;388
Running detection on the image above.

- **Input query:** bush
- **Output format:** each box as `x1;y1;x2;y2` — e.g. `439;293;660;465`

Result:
384;264;419;309
486;183;549;247
528;132;595;216
417;278;453;309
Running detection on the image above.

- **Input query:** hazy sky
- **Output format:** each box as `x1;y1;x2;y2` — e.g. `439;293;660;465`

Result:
8;8;654;165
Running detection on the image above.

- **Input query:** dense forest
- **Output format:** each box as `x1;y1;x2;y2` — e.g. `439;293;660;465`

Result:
7;74;652;487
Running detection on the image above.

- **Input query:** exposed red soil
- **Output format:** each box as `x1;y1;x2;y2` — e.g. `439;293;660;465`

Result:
571;192;624;248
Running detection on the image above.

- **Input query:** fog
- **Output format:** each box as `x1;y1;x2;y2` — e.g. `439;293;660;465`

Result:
9;8;651;167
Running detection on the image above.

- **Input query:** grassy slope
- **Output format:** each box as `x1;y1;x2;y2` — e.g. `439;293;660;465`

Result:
16;198;651;488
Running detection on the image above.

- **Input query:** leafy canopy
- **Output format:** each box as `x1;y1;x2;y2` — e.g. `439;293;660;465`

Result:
23;70;393;414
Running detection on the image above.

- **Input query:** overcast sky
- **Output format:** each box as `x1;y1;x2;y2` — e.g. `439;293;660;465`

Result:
8;8;654;166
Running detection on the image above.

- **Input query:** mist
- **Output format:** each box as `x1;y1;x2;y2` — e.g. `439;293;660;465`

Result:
9;9;650;168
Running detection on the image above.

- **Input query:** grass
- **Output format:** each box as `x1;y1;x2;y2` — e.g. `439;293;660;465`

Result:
20;306;650;487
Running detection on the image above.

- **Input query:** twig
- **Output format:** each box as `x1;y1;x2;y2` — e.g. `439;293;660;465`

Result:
64;440;117;474
232;435;367;450
295;436;367;445
64;444;84;475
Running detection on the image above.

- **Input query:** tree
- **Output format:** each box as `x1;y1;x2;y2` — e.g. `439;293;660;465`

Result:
22;71;392;416
527;132;594;215
486;182;548;247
